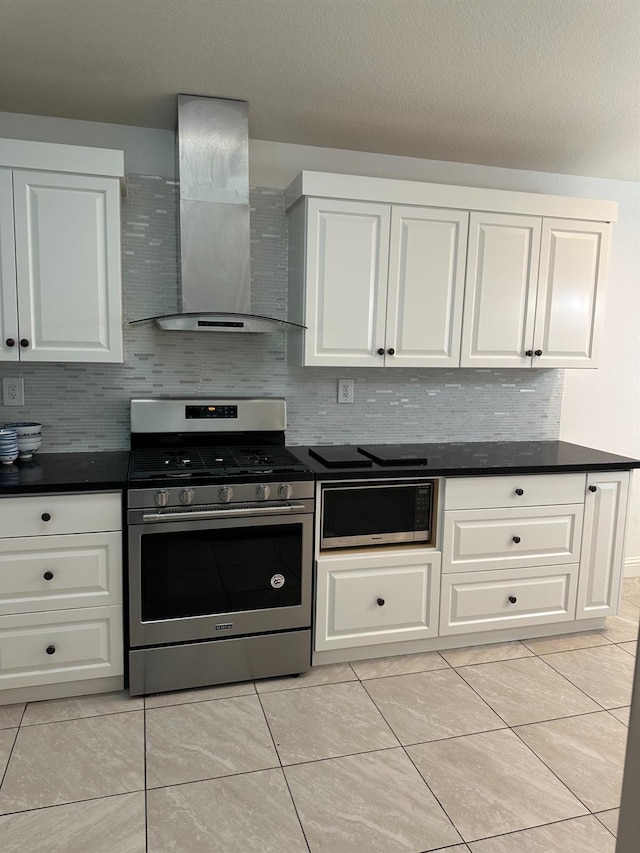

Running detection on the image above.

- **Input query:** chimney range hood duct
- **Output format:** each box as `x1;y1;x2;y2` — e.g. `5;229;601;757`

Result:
133;95;304;334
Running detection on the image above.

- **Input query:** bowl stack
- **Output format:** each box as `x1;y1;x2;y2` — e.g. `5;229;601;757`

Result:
0;428;19;465
3;422;42;460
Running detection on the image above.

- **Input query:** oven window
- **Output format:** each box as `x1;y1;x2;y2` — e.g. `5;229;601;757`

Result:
140;524;303;621
323;485;419;538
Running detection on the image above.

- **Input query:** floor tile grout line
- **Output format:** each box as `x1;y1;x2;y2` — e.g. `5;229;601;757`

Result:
534;647;632;711
593;809;619;839
17;705;144;729
449;812;617;846
0;786;147;818
508;722;604;817
0;726;20;792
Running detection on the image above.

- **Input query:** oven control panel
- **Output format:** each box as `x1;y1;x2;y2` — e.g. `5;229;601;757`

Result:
185;405;238;419
131;480;315;510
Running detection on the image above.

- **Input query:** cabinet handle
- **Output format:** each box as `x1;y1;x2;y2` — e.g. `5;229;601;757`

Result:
515;488;524;496
377;348;385;356
508;595;517;604
512;536;521;544
20;338;29;348
387;348;395;356
46;644;56;655
41;513;51;522
525;350;533;357
5;338;15;347
589;485;597;493
376;597;385;607
534;349;543;357
43;570;54;581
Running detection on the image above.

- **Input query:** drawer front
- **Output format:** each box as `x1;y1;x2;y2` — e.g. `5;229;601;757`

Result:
444;473;586;510
315;550;441;650
0;532;122;615
0;492;121;538
440;564;578;635
442;504;584;572
0;605;124;689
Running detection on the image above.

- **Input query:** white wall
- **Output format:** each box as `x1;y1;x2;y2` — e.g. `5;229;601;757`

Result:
2;111;639;566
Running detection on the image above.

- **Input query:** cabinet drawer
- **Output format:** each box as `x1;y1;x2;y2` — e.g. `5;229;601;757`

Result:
442;504;583;572
0;492;121;538
444;473;586;510
0;605;123;690
0;532;122;615
315;550;440;650
440;564;578;635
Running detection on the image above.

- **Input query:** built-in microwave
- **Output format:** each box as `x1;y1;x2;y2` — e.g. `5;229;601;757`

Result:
319;479;436;550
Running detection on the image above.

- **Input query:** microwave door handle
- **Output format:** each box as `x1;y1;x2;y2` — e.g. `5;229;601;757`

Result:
142;504;307;522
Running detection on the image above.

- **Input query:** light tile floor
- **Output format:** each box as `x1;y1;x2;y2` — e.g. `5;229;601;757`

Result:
0;581;638;852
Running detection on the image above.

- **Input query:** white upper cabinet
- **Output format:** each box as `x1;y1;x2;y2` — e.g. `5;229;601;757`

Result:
0;140;124;364
286;171;616;370
533;219;610;368
289;195;468;368
461;213;611;369
301;198;390;367
386;206;468;367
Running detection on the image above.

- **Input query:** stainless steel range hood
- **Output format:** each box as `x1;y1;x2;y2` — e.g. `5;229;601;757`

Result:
133;95;303;334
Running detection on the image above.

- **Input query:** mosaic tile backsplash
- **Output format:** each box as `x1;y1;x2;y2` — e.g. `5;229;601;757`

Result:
0;174;563;452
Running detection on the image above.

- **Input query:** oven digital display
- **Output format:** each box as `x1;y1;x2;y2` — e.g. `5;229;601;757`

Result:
185;405;238;419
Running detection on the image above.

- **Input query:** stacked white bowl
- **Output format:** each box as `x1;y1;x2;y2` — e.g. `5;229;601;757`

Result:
3;422;42;460
0;428;19;464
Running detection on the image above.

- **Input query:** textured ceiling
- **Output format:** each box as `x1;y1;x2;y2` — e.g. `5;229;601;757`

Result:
1;0;639;180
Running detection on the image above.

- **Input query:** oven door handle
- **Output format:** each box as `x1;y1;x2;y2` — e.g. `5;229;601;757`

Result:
141;504;308;522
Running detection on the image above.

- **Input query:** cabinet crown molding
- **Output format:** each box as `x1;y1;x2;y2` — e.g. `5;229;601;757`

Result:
0;138;125;189
285;171;617;223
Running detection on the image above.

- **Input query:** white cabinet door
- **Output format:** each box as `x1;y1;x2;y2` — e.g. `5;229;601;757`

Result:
533;219;610;368
316;549;441;650
577;471;630;619
461;212;541;368
12;171;123;363
0;168;19;362
303;198;390;366
386;206;468;367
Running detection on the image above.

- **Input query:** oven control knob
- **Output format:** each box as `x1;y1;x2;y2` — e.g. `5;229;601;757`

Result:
154;490;170;507
256;484;271;500
179;488;195;505
278;483;293;499
219;486;233;503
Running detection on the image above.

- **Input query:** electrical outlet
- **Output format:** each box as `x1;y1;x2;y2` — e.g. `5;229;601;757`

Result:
2;377;24;406
337;378;354;404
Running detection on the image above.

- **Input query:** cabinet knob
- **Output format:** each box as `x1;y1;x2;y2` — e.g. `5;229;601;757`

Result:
525;350;533;357
5;338;15;347
20;338;29;348
589;485;597;493
387;348;395;356
508;595;517;604
376;597;385;607
534;349;543;357
46;644;56;655
512;536;521;544
515;488;524;496
43;571;54;581
41;512;51;522
377;348;385;356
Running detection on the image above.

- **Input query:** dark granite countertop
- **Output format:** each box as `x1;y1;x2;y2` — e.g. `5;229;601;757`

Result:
0;451;130;495
290;441;640;479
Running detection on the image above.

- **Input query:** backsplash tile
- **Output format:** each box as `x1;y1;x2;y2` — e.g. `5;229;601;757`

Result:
0;175;562;451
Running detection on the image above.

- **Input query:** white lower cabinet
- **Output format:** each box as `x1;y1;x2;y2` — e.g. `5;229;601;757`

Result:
439;564;578;635
313;469;631;660
577;471;630;618
0;492;123;702
315;549;441;651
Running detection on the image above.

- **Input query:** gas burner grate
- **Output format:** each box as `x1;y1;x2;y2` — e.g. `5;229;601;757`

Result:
129;444;307;481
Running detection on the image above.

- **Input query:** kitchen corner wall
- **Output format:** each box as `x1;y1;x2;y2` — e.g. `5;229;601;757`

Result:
0;173;563;450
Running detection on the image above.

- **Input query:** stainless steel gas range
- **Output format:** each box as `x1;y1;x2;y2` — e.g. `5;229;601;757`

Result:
126;397;314;696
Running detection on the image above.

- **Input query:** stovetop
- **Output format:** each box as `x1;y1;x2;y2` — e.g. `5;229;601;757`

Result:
129;444;310;482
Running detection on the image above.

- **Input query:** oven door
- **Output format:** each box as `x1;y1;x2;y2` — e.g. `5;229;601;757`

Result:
128;503;313;647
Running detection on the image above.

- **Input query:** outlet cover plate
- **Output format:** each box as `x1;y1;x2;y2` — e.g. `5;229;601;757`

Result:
2;377;24;406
